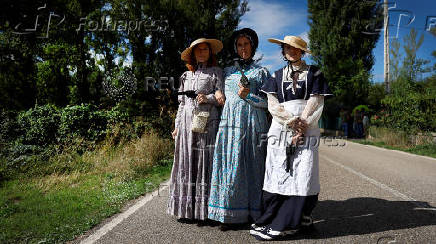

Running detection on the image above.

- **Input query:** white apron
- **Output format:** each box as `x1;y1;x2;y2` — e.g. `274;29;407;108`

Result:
263;99;320;196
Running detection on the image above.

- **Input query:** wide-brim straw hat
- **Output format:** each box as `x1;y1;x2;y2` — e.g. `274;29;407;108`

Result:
181;38;223;61
268;35;311;54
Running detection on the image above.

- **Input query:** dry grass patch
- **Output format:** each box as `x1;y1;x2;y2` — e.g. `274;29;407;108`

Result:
32;130;173;193
368;127;410;147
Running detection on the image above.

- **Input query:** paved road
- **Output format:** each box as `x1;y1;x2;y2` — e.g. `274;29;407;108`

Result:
74;140;436;244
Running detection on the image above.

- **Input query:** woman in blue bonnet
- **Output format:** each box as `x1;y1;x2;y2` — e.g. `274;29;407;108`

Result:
208;28;271;230
250;36;332;241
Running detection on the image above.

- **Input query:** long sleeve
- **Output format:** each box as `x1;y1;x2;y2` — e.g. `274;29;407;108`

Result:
244;67;270;109
175;72;187;129
300;95;324;127
267;93;299;128
206;68;224;106
244;93;268;109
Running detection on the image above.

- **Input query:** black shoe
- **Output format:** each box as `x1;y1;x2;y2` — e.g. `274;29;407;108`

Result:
197;219;219;227
206;219;220;227
219;223;232;231
196;220;207;227
177;218;195;224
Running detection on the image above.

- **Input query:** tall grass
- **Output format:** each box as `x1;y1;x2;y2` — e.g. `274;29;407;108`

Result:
0;129;174;243
34;129;173;192
358;126;436;158
367;127;410;147
367;126;434;148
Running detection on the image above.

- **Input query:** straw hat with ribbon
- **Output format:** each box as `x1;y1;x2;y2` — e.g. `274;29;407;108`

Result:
181;38;223;62
268;36;310;54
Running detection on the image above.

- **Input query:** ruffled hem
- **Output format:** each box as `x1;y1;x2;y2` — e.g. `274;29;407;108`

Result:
207;205;261;223
167;195;209;220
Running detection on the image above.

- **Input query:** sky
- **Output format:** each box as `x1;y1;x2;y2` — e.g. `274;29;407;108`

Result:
239;0;436;83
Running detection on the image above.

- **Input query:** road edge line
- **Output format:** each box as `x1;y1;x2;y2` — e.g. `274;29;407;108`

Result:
80;180;170;244
321;155;430;209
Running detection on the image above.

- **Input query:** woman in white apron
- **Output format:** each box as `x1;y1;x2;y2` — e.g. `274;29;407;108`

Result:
250;36;332;241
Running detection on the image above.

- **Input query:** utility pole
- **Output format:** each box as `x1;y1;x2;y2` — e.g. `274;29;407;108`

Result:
384;0;390;93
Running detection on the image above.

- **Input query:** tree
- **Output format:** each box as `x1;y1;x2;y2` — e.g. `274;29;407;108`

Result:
367;82;385;112
308;0;383;109
0;0;41;110
389;28;430;97
0;0;248;115
0;0;107;108
426;27;436;80
381;28;435;132
401;28;430;83
389;39;401;82
113;0;248;116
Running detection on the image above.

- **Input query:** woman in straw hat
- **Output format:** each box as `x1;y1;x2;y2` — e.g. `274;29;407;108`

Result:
249;36;332;241
168;38;224;224
208;28;271;230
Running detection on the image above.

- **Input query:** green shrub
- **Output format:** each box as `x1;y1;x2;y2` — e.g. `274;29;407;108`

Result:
0;110;18;143
58;104;108;143
381;93;427;133
1;144;57;179
352;105;370;116
379;65;436;133
10;104;134;148
16;104;60;146
1;103;174;181
105;104;131;125
143;114;174;139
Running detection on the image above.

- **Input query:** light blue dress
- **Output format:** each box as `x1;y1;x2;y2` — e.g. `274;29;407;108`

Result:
208;63;271;223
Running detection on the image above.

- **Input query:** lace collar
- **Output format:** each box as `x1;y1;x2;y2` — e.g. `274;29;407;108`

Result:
289;60;308;72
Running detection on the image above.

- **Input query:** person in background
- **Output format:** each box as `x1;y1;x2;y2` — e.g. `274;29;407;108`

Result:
353;109;363;138
340;108;349;138
362;112;370;138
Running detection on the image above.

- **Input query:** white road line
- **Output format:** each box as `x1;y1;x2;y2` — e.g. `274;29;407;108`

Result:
79;150;432;243
321;155;429;209
80;180;170;244
413;207;436;211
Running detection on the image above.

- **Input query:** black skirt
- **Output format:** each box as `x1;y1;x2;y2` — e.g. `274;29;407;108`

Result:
255;191;318;232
